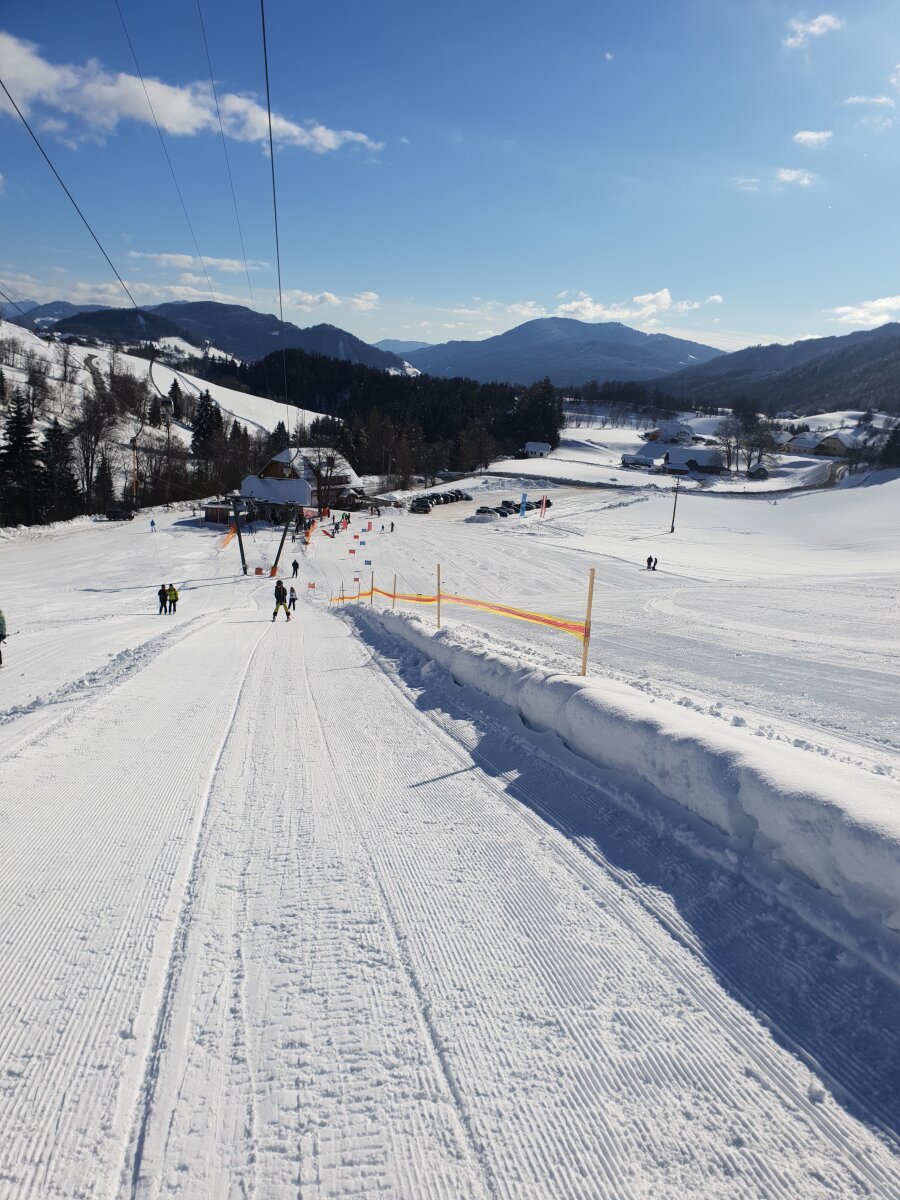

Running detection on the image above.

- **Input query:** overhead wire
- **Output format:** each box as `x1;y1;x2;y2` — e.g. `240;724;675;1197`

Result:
0;76;141;312
194;0;275;403
258;0;293;426
113;0;219;306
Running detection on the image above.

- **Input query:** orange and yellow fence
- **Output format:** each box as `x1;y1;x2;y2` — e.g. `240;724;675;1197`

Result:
333;566;596;675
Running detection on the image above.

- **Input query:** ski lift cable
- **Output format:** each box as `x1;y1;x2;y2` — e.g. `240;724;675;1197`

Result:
258;0;293;443
194;0;275;406
113;0;218;306
195;0;256;312
0;76;141;311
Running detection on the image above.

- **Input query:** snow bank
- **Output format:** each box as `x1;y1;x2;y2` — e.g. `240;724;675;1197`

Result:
346;607;900;974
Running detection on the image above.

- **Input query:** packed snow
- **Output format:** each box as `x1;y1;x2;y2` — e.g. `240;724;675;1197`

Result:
2;440;900;1197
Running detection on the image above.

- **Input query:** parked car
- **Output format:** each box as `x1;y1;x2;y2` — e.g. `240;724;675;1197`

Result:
457;491;473;501
106;509;134;521
409;501;432;514
500;499;518;509
492;506;510;517
476;505;495;515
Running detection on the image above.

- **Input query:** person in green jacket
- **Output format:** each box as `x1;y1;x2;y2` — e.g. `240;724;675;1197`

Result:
0;609;6;666
167;584;179;614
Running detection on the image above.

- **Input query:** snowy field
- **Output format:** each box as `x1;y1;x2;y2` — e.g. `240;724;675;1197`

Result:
2;465;899;1198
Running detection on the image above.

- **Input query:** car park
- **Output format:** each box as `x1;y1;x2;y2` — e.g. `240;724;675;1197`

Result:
105;509;134;521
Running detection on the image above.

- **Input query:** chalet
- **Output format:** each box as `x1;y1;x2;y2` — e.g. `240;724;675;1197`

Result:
644;421;693;445
621;444;724;474
775;409;798;420
203;501;244;525
745;462;768;480
662;446;724;474
525;441;552;457
240;446;363;512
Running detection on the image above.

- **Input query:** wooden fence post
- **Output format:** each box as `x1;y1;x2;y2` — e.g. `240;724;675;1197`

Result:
580;567;595;677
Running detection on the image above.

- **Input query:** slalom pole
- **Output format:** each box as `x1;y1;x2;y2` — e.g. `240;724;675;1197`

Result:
436;563;441;629
392;573;397;613
370;570;374;605
580;567;596;677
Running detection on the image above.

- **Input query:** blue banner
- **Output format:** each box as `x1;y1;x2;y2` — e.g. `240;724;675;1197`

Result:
520;491;527;517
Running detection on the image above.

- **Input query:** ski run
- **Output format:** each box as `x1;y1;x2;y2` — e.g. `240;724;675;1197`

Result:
2;472;900;1199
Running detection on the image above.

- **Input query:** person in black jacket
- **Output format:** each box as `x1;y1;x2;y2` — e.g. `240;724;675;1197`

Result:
157;584;168;614
273;579;291;622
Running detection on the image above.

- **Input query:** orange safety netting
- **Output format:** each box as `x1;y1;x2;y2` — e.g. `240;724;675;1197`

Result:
333;587;585;640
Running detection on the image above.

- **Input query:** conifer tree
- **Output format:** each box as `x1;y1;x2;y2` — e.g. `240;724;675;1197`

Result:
0;392;42;525
41;418;82;522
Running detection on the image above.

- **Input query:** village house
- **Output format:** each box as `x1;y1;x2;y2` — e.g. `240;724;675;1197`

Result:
240;446;363;515
643;420;693;445
621;444;724;474
524;441;552;457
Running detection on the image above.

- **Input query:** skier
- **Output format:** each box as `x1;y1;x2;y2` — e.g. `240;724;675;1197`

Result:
0;608;6;667
291;558;299;578
390;521;395;533
652;557;658;571
157;583;168;615
167;584;179;614
273;579;291;622
288;586;298;612
646;555;653;570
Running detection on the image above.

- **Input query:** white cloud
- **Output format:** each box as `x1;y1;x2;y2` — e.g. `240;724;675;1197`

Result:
346;291;379;312
553;288;721;325
604;52;614;62
507;300;548;319
129;250;268;273
776;167;818;187
784;13;844;49
282;289;341;310
793;129;832;147
706;294;724;304
733;176;761;192
177;272;209;286
829;295;900;326
844;94;895;107
0;31;382;153
891;63;900;90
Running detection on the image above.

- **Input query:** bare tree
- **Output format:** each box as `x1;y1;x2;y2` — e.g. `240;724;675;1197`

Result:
72;392;116;511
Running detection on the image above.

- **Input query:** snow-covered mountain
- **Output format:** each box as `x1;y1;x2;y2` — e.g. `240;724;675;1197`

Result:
405;317;724;384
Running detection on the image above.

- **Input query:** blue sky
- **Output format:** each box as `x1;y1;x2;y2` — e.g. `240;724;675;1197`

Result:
1;1;899;350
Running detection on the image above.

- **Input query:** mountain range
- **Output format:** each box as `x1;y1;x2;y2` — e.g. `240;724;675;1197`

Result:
404;318;724;384
11;298;900;411
660;323;900;412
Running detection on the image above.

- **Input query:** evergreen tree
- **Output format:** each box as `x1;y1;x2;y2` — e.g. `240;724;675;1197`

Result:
148;395;162;427
880;424;900;468
93;452;115;512
41;418;82;522
168;378;183;420
191;391;223;462
271;420;290;453
0;366;6;406
0;392;42;526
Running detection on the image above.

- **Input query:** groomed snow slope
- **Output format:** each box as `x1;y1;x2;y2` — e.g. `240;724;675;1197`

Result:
1;481;900;1197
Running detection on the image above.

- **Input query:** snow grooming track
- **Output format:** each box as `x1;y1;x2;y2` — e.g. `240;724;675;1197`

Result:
0;612;268;1200
332;605;900;1196
120;619;270;1200
297;627;501;1200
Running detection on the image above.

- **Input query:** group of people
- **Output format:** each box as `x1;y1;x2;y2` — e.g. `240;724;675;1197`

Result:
645;556;659;571
273;579;297;621
157;583;180;613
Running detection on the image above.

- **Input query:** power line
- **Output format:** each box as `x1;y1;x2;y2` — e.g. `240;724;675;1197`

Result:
259;0;292;418
0;76;141;311
195;0;256;311
113;0;218;305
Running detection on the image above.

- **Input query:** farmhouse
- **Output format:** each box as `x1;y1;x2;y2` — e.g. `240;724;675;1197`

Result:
240;446;363;513
525;441;552;457
621;444;724;474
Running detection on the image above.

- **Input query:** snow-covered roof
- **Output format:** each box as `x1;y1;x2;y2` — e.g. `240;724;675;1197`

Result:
240;475;312;506
525;441;552;453
271;446;361;487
